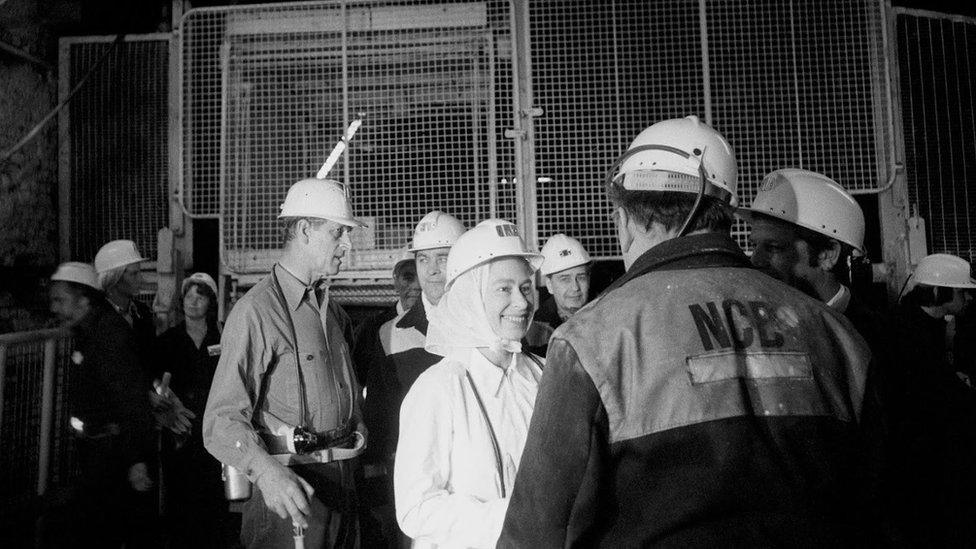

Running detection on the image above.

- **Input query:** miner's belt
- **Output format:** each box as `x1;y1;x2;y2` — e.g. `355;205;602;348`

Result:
260;424;354;455
271;432;366;466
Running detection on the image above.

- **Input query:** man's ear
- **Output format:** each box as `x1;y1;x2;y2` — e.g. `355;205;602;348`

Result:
817;240;842;271
616;207;635;255
544;276;555;295
296;218;312;244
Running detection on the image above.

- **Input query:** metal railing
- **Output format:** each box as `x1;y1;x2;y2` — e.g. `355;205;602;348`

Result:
0;328;75;517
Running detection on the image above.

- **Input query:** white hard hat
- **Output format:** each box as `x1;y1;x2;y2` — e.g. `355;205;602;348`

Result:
540;233;591;276
279;178;367;227
445;219;544;289
94;240;147;273
612;115;738;206
910;254;976;289
51;262;100;290
740;169;865;253
181;272;218;296
409;210;466;252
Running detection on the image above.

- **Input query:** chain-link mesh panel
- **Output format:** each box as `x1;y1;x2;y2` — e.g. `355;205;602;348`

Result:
62;37;170;263
182;1;517;274
710;0;889;249
532;0;890;256
897;10;976;264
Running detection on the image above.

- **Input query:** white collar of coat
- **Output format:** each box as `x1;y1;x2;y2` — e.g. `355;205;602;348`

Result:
466;349;538;398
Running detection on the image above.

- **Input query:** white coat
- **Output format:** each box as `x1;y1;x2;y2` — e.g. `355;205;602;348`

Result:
393;349;543;548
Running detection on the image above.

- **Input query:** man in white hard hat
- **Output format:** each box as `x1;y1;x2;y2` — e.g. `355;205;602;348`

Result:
887;253;976;545
536;233;592;330
741;170;886;343
500;116;880;546
49;262;154;546
204;178;367;548
356;212;465;546
94;239;155;375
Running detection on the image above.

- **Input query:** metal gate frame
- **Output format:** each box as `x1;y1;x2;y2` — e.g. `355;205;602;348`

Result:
891;7;976;270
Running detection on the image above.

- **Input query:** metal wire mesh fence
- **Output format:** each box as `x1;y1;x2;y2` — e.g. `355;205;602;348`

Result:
896;9;976;264
59;36;170;264
181;1;518;275
179;0;892;274
531;0;891;257
0;330;76;516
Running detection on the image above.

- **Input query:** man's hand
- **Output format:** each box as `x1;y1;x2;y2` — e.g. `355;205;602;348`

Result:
149;390;196;434
128;462;153;492
255;461;315;528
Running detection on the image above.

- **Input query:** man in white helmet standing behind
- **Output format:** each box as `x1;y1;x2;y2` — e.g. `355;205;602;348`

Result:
741;169;887;352
204;178;367;548
94;239;155;379
49;262;155;547
499;116;880;547
359;211;465;546
888;253;976;546
529;233;592;355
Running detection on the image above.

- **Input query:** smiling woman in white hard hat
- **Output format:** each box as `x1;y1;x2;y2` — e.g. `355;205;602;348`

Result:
393;219;544;549
888;253;976;546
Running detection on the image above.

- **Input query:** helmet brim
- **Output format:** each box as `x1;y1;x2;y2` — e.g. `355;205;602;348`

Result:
446;252;544;291
736;207;865;254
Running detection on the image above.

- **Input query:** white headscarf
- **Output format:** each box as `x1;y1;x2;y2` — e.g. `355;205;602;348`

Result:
425;258;538;361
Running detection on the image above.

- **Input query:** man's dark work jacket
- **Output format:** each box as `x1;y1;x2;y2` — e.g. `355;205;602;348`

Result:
498;233;879;548
71;299;154;467
363;298;442;462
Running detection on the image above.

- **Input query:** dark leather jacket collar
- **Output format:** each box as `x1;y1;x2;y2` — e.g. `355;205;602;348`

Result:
603;232;752;296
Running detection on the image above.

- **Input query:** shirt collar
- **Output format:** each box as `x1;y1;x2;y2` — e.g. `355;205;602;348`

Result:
396;301;406;316
466;349;540;398
421;292;436;321
274;264;326;311
825;284;852;312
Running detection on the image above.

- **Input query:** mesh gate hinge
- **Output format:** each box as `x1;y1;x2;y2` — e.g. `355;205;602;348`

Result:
504;129;524;139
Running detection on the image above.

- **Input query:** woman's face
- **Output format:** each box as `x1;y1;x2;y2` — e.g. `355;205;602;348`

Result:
183;285;211;321
483;258;535;341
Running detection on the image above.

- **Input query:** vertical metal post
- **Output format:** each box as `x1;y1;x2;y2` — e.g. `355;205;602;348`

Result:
341;0;350;186
37;338;57;496
698;0;713;125
472;53;482;221
57;39;72;262
878;2;912;301
510;0;539;250
487;34;498;219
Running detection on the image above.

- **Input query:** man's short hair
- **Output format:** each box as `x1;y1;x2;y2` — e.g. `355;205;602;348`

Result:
281;217;327;245
606;185;734;234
